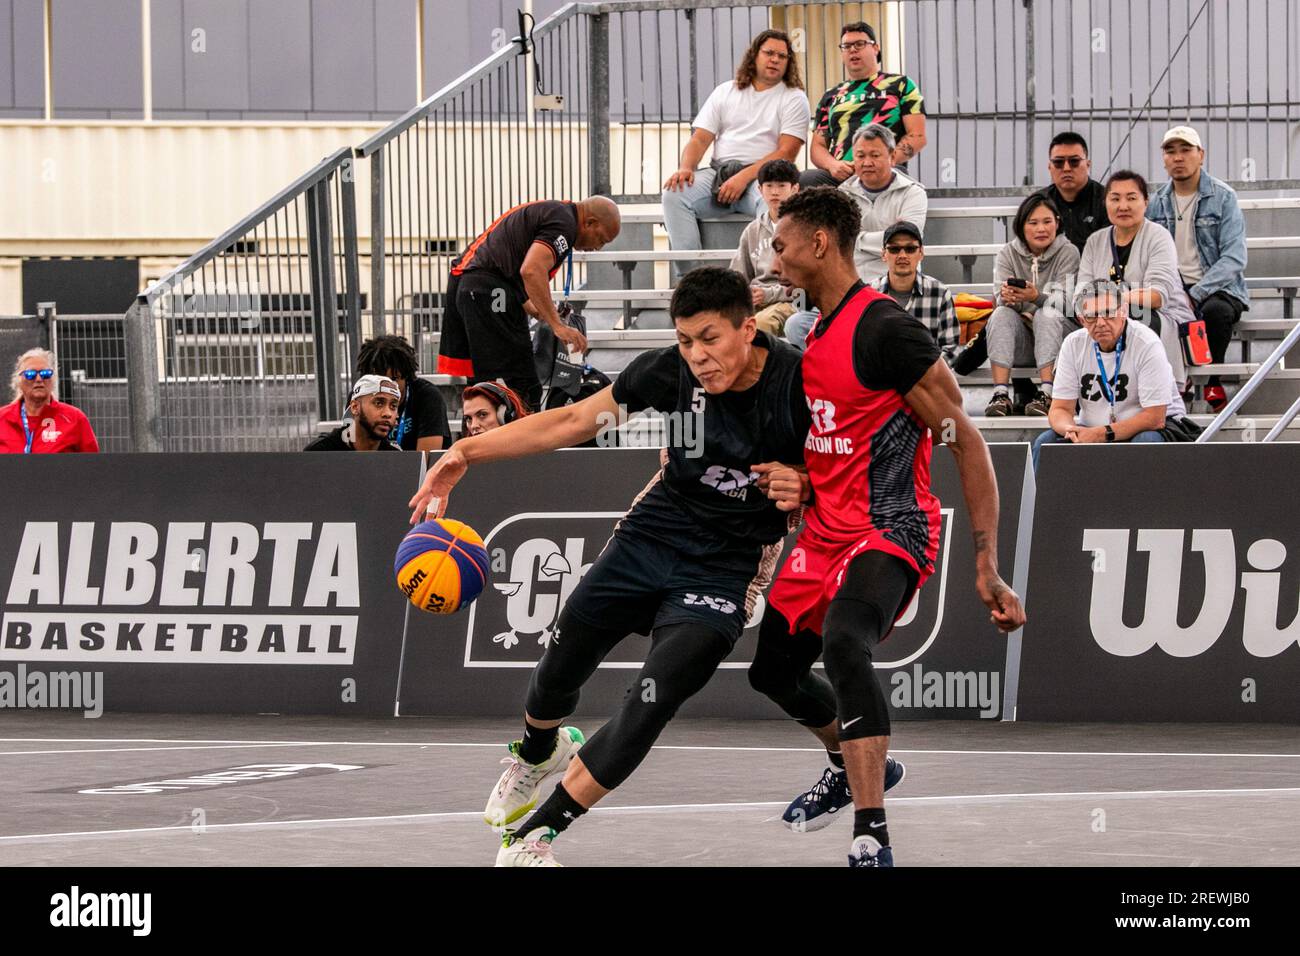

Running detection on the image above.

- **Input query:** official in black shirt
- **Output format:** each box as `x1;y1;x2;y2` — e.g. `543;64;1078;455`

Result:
356;334;451;451
304;375;403;451
436;197;622;411
409;268;812;867
1035;131;1108;252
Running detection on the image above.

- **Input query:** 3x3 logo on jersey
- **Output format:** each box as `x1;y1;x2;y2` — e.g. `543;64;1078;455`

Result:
805;397;854;455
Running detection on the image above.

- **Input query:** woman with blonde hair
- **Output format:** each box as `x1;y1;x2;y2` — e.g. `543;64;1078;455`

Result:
0;348;99;453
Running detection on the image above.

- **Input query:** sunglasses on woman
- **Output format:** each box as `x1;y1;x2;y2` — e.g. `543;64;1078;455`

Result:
22;369;54;381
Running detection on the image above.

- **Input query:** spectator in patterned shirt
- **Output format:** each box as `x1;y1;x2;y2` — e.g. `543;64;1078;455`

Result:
801;21;926;188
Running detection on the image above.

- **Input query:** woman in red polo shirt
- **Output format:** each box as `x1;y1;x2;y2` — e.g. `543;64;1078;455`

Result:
0;349;99;453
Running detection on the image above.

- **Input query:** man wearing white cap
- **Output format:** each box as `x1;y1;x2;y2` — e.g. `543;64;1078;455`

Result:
1147;125;1249;411
304;375;402;451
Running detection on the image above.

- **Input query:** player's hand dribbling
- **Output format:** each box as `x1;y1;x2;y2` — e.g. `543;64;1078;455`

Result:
408;447;468;524
752;462;809;512
977;573;1026;633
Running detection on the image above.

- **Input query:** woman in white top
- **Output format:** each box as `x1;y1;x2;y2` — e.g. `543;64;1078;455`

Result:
1076;170;1195;385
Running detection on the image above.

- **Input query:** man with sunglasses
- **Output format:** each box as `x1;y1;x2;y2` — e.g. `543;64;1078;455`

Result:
1035;132;1107;252
1;349;98;454
868;221;959;362
803;22;926;188
1031;279;1189;471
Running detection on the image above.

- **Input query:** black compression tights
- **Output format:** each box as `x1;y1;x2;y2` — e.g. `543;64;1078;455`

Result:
749;550;917;742
526;609;733;790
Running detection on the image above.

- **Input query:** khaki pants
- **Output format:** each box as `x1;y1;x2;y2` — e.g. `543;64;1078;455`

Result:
755;301;796;337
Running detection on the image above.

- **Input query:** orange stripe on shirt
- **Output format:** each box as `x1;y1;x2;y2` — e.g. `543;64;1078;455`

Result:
451;200;544;276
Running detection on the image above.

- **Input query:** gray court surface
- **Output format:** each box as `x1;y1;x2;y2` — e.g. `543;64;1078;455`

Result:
1;713;1298;867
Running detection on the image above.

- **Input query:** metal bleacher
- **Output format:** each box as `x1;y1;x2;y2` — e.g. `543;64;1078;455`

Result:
539;194;1300;444
336;195;1300;446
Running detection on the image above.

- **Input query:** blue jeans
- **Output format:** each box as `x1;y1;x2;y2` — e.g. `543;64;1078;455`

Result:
662;168;763;280
784;310;820;350
1031;427;1164;470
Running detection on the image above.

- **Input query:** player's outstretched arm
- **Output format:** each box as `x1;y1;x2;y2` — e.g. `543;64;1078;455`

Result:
903;359;1027;633
407;385;622;523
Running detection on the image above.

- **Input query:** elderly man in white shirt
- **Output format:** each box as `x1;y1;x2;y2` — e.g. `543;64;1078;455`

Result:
1032;279;1196;470
662;29;809;280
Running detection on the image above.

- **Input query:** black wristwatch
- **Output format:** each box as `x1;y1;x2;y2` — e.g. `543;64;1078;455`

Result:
1104;425;1116;443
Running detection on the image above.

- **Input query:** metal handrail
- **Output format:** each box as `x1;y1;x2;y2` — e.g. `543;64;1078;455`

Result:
354;0;864;160
1197;321;1300;442
356;3;590;158
139;147;355;304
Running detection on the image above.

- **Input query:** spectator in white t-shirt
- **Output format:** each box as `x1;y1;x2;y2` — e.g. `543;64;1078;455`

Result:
1032;280;1189;470
662;29;810;280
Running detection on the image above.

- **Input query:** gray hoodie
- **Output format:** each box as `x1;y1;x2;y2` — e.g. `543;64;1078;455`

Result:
729;210;792;305
992;234;1081;316
838;170;929;281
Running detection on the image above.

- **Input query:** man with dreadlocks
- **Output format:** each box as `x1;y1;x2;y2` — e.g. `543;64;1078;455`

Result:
355;334;452;451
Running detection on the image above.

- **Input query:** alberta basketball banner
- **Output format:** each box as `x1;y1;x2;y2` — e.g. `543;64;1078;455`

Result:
1019;443;1300;722
0;447;1032;719
0;454;414;715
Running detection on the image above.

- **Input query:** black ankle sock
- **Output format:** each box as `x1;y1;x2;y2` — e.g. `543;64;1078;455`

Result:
517;723;559;765
827;749;846;770
513;782;588;840
853;807;889;846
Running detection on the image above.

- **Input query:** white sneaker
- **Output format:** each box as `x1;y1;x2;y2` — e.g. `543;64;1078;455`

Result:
495;828;562;867
483;726;585;827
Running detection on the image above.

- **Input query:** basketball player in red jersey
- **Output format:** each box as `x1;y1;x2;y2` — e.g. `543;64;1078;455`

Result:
750;188;1026;866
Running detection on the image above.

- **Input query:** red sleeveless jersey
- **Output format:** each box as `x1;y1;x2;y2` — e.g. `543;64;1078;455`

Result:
801;285;941;575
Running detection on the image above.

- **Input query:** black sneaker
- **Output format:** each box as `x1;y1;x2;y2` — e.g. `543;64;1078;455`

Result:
782;758;906;832
984;392;1014;417
1023;390;1052;416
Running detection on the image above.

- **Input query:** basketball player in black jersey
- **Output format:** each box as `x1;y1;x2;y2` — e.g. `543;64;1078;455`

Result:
409;268;811;866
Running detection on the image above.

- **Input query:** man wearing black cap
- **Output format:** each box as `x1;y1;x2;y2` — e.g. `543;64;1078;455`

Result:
801;21;927;187
869;221;959;361
304;375;403;451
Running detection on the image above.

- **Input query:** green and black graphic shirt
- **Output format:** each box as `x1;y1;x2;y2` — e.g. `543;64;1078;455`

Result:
813;72;925;161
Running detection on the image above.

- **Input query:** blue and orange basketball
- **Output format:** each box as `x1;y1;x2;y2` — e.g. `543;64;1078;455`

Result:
394;518;490;614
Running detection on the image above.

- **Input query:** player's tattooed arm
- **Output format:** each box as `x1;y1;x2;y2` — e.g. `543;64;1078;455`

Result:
903;359;1027;633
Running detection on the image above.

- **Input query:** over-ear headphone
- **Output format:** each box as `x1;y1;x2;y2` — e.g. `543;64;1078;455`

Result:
463;381;519;431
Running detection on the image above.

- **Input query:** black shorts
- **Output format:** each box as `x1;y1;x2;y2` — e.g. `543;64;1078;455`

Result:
446;270;542;409
562;527;783;646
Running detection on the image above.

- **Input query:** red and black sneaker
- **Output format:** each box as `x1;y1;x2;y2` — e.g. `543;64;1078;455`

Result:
1203;384;1228;412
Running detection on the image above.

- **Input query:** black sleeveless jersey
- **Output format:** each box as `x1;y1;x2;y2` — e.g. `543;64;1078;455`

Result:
610;332;811;555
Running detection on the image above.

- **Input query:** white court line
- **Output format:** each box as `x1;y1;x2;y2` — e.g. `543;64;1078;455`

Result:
2;787;1299;844
3;738;1300;759
0;743;348;757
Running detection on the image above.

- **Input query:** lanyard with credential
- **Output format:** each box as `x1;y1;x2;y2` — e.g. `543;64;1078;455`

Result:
563;252;573;302
1108;228;1126;283
19;404;35;454
1092;329;1126;423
